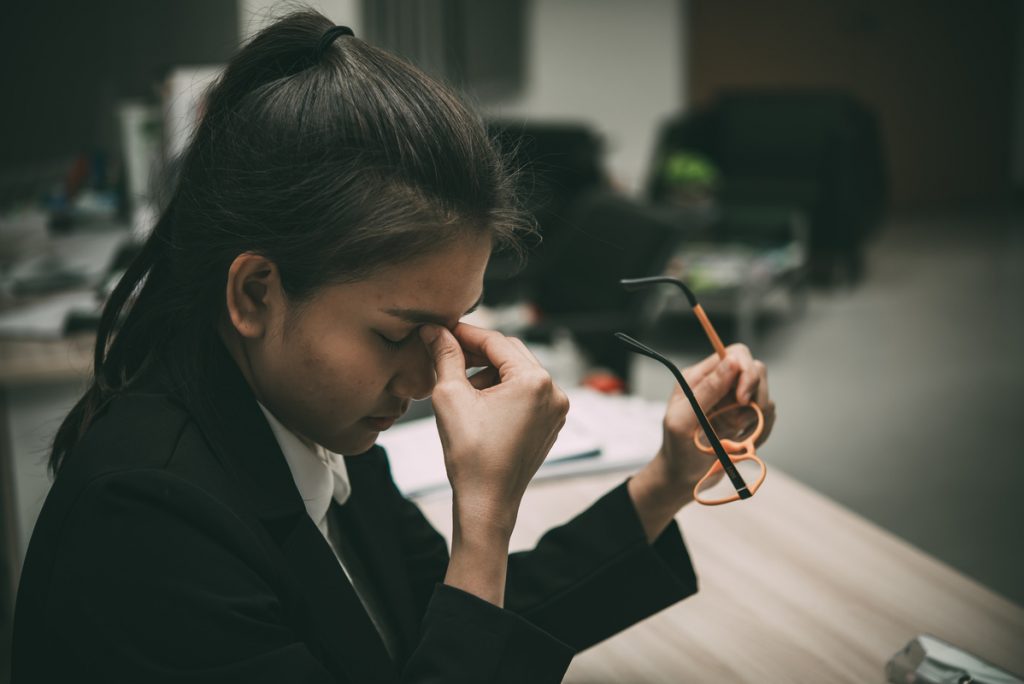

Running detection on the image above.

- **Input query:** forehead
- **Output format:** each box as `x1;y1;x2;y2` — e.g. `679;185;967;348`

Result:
316;235;491;325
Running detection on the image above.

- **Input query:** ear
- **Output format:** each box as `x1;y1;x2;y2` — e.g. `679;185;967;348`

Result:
224;252;283;340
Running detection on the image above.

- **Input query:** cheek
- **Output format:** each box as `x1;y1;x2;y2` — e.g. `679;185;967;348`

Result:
294;334;392;414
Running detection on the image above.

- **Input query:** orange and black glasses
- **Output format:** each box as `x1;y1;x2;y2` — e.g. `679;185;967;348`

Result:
615;276;767;505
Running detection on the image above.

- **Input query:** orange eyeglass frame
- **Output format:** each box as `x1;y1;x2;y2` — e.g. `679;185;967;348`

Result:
618;276;767;505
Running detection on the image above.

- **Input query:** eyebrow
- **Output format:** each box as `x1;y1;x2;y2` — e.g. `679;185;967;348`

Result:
382;291;484;327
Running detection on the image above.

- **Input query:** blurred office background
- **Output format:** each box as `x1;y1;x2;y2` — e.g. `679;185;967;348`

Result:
2;1;1022;677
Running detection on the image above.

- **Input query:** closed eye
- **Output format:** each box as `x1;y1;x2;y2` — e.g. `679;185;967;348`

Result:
378;331;417;351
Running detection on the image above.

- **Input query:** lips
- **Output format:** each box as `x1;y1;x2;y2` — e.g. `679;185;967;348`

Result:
364;409;403;430
363;416;398;431
363;403;408;431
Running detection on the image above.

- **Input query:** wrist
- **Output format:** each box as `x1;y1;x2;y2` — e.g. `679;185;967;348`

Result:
451;492;518;543
447;500;513;607
645;450;698;503
628;451;697;542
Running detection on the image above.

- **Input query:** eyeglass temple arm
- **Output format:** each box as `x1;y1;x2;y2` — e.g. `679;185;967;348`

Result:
613;332;750;498
620;277;727;359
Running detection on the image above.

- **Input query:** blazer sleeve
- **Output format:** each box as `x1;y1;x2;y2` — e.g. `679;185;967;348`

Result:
37;469;337;683
504;479;699;651
368;452;575;682
40;468;574;684
378;451;697;656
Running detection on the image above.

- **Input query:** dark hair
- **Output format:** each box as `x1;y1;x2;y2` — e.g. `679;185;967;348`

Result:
49;9;531;474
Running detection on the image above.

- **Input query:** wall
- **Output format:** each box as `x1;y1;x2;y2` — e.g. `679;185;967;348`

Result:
240;0;362;39
481;0;687;195
239;1;686;196
688;0;1018;209
1013;0;1024;190
0;1;238;174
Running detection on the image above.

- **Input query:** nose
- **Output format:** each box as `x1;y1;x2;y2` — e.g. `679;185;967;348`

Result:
386;341;436;402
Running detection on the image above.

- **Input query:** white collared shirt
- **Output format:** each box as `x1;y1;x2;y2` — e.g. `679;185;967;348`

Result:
256;402;352;533
256;402;395;656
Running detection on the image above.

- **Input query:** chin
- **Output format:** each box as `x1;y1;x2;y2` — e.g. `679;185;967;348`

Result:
333;434;378;458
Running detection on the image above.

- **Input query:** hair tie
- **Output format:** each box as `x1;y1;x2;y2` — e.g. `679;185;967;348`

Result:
316;25;354;58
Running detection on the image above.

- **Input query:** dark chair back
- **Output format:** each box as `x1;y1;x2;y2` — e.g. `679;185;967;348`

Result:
533;190;677;319
646;90;887;282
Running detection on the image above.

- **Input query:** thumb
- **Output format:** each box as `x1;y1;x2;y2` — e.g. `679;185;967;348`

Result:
419;324;467;385
692;357;740;411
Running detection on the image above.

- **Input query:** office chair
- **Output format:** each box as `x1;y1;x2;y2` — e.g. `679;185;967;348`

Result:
525;190;681;382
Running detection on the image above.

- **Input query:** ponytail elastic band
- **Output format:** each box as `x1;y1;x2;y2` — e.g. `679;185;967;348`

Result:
316;25;354;58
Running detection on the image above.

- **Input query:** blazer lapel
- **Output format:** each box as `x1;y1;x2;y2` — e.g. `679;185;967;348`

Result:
178;339;399;683
334;464;422;661
272;511;396;683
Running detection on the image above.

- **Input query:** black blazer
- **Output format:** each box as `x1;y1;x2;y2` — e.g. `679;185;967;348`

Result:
12;341;698;683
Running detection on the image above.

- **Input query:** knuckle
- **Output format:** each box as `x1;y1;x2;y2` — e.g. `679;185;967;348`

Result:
664;414;688;437
433;379;462;397
728;342;751;358
477;335;496;358
525;370;553;393
552;390;570;417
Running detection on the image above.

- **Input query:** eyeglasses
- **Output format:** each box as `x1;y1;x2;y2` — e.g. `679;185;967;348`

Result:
615;276;767;505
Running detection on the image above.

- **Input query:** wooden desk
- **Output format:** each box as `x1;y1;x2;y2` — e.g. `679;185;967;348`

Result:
0;335;92;387
414;469;1024;683
0;336;92;584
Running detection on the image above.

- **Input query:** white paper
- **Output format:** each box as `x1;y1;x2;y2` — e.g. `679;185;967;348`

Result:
379;388;666;498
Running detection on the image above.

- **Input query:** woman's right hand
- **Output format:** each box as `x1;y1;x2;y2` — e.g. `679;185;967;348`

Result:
419;322;569;540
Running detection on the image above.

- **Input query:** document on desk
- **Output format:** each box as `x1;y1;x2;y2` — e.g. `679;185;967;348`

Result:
379;388;666;498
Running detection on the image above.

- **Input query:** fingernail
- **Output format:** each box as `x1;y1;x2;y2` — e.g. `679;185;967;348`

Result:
419;325;440;344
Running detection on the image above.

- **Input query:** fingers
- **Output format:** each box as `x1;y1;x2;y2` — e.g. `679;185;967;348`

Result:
692;356;742;416
664;355;739;436
735;358;763;405
507;336;542;365
681;350;723;387
699;343;761;406
452;323;535;379
423;322;546;394
721;349;775;445
420;325;467;388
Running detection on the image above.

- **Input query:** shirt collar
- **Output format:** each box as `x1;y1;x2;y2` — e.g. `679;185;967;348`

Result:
256;402;352;526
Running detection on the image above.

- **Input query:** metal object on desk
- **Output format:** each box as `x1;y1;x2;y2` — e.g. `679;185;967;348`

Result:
886;634;1024;684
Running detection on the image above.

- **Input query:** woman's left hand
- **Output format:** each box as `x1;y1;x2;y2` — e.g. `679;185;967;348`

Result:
629;343;777;540
656;343;776;494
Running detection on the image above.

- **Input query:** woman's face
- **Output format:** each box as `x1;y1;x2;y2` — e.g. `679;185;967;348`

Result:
225;233;492;456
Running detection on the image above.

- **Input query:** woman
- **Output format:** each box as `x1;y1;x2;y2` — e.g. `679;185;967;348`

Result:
12;10;774;683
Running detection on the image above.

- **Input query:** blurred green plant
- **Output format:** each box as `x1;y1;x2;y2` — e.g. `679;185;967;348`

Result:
663;151;719;186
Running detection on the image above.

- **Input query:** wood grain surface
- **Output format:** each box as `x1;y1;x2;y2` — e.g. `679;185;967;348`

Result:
0;335;92;387
415;468;1024;683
